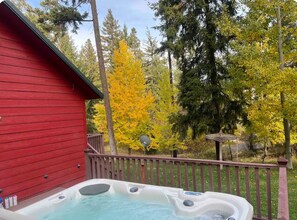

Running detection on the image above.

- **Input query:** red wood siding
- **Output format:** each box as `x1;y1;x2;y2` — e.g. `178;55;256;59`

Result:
0;11;88;200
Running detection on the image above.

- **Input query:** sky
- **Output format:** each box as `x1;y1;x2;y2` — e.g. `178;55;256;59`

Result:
27;0;161;48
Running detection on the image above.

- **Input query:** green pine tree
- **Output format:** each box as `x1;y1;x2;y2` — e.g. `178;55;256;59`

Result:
30;0;88;42
143;29;159;67
143;29;167;96
127;27;142;60
101;9;121;70
77;39;101;133
153;0;245;139
11;0;32;14
78;39;100;87
77;39;102;133
56;33;78;64
120;24;129;43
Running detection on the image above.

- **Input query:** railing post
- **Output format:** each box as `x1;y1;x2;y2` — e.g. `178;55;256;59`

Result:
100;132;105;154
84;148;92;180
141;160;145;184
277;158;289;220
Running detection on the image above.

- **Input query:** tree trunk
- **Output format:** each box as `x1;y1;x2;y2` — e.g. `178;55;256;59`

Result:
167;45;177;158
261;142;267;163
204;1;221;130
90;0;117;155
248;134;256;152
172;149;178;158
167;50;173;86
276;6;292;169
167;46;175;107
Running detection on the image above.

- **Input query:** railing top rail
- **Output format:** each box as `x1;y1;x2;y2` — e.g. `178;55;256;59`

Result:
87;133;103;137
87;153;279;169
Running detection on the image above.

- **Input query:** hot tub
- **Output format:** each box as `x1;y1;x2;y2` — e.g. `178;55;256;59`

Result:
0;179;253;220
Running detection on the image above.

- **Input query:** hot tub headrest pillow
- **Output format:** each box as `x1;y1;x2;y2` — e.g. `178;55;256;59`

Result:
79;184;110;195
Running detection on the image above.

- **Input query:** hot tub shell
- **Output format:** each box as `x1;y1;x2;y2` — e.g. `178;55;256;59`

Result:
0;179;253;220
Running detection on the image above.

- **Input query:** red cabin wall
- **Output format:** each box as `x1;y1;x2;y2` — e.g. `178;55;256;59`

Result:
0;12;88;200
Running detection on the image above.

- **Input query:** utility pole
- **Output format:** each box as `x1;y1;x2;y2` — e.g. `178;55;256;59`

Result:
90;0;117;155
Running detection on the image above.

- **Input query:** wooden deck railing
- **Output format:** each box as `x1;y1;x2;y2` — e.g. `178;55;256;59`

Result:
87;133;104;154
84;152;289;220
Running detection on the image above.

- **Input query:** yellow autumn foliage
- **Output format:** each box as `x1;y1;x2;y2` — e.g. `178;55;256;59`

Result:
223;0;297;146
95;40;154;151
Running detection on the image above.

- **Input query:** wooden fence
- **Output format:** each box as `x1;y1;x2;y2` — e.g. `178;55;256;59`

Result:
84;151;289;220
